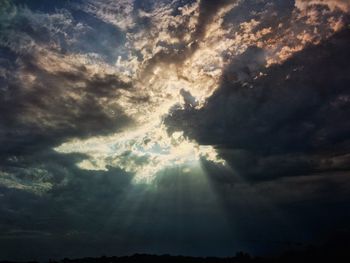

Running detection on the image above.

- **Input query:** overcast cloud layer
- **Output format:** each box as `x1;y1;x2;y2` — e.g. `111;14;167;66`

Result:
0;0;350;261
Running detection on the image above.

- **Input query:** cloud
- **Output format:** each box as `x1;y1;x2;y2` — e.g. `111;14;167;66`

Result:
1;1;350;260
40;0;349;183
0;4;138;192
193;0;234;39
80;0;135;31
295;0;350;12
1;0;348;190
165;28;350;182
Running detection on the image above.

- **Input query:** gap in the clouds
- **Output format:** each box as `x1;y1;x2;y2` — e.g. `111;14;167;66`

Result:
11;0;128;65
12;0;74;12
69;9;127;64
55;118;226;184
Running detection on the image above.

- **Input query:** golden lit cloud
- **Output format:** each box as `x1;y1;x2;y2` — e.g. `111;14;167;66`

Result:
10;0;342;184
295;0;350;12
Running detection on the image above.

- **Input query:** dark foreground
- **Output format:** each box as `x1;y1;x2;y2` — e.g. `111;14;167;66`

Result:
1;242;350;263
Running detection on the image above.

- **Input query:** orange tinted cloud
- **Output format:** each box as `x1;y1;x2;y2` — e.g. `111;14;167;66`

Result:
295;0;350;12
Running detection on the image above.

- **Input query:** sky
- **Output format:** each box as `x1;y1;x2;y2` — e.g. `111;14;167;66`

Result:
0;0;350;261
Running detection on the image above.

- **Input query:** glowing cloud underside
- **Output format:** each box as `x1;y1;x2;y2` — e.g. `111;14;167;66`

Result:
55;0;347;183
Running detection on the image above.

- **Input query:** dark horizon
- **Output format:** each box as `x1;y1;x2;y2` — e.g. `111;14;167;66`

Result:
2;239;350;263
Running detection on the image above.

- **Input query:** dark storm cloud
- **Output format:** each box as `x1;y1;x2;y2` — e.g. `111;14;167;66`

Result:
166;28;350;182
0;55;132;156
0;1;136;196
0;2;133;158
0;55;133;192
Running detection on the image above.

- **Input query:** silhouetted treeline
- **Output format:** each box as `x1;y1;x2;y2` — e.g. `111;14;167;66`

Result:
2;242;350;263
